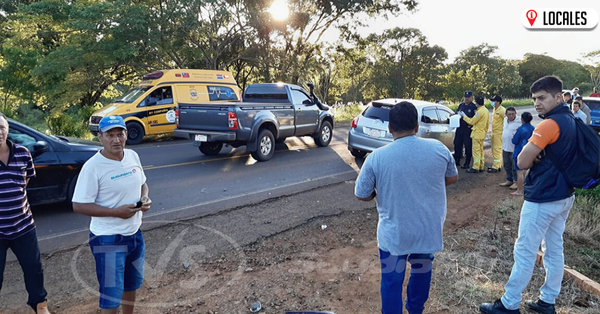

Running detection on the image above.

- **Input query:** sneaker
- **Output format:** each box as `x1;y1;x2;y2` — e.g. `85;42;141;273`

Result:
480;300;520;314
499;181;513;187
487;167;500;173
525;299;555;314
461;164;470;169
466;168;481;173
509;183;518;190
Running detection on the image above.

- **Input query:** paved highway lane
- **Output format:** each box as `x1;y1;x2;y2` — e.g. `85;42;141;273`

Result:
31;125;360;253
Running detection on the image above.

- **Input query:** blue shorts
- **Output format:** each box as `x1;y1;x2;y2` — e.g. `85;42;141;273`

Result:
89;229;145;309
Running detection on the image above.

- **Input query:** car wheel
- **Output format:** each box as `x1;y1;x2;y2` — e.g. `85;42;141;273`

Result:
199;142;223;155
314;121;332;147
350;149;367;158
126;122;145;145
251;129;275;161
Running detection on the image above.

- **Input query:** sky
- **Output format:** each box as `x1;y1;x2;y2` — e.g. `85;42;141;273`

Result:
324;0;600;65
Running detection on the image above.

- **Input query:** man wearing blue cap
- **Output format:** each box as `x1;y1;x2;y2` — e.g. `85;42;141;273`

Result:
453;91;477;169
72;115;152;314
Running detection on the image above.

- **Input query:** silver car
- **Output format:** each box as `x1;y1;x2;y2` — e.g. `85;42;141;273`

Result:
347;99;456;158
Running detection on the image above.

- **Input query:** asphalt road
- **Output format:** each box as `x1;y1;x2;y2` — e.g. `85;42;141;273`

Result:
30;104;540;255
31;125;360;254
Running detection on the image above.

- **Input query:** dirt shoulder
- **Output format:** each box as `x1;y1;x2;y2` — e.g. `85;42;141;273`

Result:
2;154;599;313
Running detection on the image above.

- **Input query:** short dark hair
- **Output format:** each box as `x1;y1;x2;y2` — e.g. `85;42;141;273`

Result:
563;91;571;96
475;95;484;106
521;111;533;124
531;75;563;95
506;106;516;113
389;101;418;132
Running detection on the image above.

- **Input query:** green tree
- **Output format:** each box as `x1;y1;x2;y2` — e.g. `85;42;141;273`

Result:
450;43;521;98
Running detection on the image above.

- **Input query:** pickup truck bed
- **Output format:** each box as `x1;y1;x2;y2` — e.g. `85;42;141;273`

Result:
174;83;334;161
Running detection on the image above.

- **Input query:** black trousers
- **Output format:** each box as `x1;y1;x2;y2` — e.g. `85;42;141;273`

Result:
0;228;48;311
453;127;473;166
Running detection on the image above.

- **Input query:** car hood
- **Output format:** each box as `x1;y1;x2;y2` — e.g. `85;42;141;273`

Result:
54;136;102;152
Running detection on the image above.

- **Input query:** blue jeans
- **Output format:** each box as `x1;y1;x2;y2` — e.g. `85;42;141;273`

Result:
89;229;145;309
501;196;574;310
379;249;434;314
0;229;48;310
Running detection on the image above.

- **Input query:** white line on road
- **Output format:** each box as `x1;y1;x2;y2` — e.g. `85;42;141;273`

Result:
143;141;348;170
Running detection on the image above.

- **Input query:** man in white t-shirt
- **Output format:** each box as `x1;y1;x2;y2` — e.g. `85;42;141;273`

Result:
72;115;151;314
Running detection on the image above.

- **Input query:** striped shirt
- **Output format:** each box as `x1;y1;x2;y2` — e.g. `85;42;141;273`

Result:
0;141;35;240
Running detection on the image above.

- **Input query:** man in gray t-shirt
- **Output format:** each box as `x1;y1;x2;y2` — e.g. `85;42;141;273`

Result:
355;101;458;314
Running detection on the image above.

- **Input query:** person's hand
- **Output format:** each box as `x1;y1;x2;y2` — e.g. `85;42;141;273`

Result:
458;111;466;118
115;204;141;219
139;195;152;212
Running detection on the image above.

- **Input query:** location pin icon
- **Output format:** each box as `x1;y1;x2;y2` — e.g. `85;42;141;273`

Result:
526;10;537;26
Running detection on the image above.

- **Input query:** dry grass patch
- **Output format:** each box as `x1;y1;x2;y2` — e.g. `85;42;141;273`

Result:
430;197;600;313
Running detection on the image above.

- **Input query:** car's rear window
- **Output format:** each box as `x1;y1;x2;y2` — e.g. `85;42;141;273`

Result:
586;99;600;110
363;103;393;121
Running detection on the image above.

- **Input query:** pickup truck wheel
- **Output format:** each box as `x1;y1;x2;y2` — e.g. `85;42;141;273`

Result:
314;121;332;147
350;148;367;158
251;129;275;161
126;122;145;145
199;142;223;155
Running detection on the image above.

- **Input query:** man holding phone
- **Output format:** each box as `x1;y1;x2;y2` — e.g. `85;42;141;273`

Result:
72;116;151;314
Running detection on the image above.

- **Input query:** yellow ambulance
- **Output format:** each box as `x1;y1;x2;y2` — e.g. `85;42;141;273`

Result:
88;69;241;144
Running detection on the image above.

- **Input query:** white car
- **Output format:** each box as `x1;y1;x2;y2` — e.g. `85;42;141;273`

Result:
347;99;456;158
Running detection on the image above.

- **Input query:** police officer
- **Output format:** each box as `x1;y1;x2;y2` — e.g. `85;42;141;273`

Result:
453;91;477;169
488;95;506;173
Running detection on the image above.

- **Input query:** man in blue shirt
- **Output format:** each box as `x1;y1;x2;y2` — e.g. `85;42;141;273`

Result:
355;101;458;314
454;91;477;168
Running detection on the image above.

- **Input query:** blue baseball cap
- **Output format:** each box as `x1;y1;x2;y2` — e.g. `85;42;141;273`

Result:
464;91;473;97
99;115;126;132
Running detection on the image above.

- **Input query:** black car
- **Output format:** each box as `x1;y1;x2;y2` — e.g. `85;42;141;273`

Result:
7;119;101;206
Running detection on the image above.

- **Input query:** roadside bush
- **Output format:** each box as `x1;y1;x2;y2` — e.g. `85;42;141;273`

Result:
333;103;364;123
14;103;49;132
46;106;95;139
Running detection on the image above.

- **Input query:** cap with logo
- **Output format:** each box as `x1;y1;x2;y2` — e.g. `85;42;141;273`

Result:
99;116;127;133
464;91;473;97
490;95;502;103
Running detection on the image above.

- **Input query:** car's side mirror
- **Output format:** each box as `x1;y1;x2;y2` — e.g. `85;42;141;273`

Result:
302;99;313;106
32;141;48;157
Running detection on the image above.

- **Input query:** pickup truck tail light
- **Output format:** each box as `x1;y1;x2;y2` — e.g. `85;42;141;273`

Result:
228;111;239;130
175;108;179;127
351;116;359;128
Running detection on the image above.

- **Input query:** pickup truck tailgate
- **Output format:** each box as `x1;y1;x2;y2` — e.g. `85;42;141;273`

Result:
178;104;231;131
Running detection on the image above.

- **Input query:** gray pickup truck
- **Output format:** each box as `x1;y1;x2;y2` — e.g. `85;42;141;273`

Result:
174;83;335;161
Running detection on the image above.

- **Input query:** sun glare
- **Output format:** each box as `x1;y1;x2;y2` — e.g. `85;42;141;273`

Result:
268;0;289;21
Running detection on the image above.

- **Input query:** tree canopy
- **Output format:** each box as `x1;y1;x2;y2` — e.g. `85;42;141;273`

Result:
0;0;596;135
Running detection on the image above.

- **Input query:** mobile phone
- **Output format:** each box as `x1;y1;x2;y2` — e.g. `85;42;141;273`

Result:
135;201;143;208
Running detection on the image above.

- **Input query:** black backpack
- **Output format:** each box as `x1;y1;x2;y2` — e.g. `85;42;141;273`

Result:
547;115;600;189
